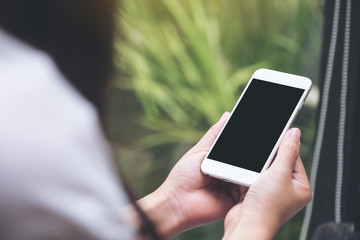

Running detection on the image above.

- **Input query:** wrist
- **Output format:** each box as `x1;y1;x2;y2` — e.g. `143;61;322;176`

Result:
224;220;276;240
224;206;280;240
136;188;186;239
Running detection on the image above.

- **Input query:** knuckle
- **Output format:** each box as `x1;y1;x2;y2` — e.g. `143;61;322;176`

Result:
285;141;300;156
309;190;314;202
301;183;313;203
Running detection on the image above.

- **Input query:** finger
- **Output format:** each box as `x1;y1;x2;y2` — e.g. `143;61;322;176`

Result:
191;112;230;153
293;155;310;186
270;128;301;174
293;155;306;176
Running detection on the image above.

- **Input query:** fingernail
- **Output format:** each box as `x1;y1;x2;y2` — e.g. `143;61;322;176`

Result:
219;111;230;122
290;128;301;143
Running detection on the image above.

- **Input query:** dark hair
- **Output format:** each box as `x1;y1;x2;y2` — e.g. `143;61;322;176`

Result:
0;0;161;239
0;0;115;116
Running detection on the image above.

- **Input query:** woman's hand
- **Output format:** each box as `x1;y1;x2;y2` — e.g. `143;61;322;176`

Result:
137;112;248;238
136;113;312;240
223;128;313;240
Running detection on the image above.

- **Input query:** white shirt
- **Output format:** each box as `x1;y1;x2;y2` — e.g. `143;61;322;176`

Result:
0;28;134;240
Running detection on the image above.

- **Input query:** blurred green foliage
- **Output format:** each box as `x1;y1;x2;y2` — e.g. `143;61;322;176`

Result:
116;0;322;148
112;0;323;239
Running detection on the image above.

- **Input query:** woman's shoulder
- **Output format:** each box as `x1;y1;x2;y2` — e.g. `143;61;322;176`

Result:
0;29;135;239
0;27;115;181
0;27;112;187
0;27;100;150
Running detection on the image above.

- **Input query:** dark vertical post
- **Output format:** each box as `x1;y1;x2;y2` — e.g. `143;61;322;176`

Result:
307;0;360;238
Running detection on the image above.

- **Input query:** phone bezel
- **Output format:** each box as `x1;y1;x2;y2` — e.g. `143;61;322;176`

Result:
201;68;312;186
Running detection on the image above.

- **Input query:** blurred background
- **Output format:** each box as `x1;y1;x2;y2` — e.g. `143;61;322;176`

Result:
106;0;324;239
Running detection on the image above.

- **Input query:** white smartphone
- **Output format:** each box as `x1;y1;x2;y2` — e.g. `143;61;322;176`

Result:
201;68;312;186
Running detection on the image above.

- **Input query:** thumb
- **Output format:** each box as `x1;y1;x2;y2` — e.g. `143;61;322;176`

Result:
191;112;230;153
270;128;301;174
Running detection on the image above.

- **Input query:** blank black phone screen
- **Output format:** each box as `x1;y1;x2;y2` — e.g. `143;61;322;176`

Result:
207;79;304;172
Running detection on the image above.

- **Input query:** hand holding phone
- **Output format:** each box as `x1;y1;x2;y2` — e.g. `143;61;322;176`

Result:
223;128;313;239
201;69;312;186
